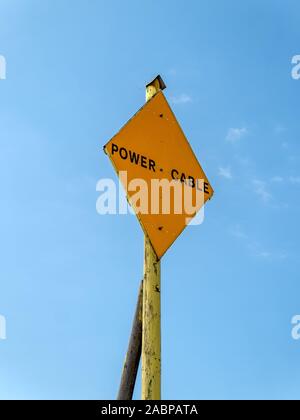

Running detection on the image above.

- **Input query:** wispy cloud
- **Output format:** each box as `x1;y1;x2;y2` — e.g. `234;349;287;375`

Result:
170;94;192;105
269;176;300;185
229;224;248;240
257;251;272;259
289;176;300;185
250;245;288;261
271;176;284;183
270;176;300;185
288;155;300;163
218;166;233;179
229;225;288;261
234;155;251;167
226;127;248;143
252;179;272;203
167;68;177;77
274;124;286;135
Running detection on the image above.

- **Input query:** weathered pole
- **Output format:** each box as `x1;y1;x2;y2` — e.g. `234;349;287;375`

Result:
141;76;166;400
117;281;143;400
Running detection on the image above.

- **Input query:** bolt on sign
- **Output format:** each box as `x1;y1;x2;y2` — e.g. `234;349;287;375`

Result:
104;90;214;259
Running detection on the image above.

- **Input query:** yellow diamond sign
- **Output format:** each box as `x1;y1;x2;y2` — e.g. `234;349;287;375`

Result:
104;91;214;259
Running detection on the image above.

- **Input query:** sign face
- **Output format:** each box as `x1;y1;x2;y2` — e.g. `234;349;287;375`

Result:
104;91;214;259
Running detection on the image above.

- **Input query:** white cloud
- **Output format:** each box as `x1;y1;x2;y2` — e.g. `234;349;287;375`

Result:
271;176;284;183
229;225;288;261
269;176;300;185
248;242;273;260
258;251;272;259
253;248;288;261
218;166;233;179
289;176;300;184
167;68;177;77
229;224;248;240
226;127;248;143
274;124;286;135
252;179;272;203
234;155;251;167
170;94;192;105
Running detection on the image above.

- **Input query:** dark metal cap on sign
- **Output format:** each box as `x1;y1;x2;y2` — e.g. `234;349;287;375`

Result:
146;75;167;91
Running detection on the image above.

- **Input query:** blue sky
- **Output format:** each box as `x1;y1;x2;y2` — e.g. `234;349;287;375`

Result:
0;0;300;400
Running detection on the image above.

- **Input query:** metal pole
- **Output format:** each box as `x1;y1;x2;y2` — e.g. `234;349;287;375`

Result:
141;76;164;400
117;281;143;400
